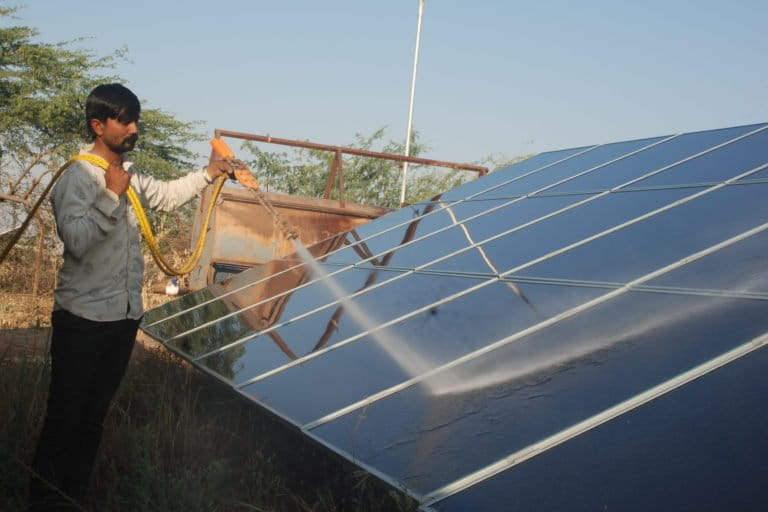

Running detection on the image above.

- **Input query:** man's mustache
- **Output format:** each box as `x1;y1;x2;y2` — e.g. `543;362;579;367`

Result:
124;134;138;146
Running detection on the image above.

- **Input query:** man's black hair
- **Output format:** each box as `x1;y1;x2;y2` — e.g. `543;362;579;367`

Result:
85;83;141;138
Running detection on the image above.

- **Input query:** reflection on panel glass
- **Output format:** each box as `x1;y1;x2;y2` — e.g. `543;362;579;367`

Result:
627;126;768;188
326;196;597;271
543;123;765;194
432;345;768;512
474;136;666;199
645;227;768;294
146;259;308;341
324;194;601;277
142;287;219;327
144;202;442;327
348;197;591;273
517;183;768;283
145;231;371;337
311;292;768;496
440;147;595;202
323;198;451;266
197;271;492;383
168;266;409;360
240;282;606;426
326;199;440;248
430;187;696;277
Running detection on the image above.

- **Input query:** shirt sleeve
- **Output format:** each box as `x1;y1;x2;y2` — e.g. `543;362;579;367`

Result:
50;162;122;260
130;167;210;212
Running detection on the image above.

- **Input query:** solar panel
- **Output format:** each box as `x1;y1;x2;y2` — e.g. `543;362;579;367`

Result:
140;122;768;509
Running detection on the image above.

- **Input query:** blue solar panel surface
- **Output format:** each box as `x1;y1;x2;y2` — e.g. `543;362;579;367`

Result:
141;122;768;510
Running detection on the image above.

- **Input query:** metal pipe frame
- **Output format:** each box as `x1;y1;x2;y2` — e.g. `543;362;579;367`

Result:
214;129;488;175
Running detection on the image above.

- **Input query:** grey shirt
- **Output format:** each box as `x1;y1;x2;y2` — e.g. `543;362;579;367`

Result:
50;150;212;321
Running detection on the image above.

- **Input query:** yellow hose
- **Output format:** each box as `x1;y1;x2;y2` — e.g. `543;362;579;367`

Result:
0;154;225;276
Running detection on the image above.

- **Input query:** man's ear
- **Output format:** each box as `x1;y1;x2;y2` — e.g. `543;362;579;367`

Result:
90;118;104;137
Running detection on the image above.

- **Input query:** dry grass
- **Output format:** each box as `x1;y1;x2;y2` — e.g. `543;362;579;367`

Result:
0;293;53;329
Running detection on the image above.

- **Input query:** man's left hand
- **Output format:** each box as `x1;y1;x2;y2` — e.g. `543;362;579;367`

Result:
205;160;235;181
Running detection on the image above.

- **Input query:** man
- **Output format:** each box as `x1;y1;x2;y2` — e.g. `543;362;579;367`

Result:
29;83;233;510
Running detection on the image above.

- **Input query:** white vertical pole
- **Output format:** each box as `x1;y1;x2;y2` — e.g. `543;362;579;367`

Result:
399;0;425;207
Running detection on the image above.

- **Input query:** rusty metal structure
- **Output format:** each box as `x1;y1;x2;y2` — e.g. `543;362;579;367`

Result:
186;130;487;290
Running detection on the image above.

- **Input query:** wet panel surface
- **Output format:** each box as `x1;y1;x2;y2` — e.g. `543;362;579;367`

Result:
167;266;408;359
432;342;768;512
311;293;768;496
196;270;489;383
240;282;605;425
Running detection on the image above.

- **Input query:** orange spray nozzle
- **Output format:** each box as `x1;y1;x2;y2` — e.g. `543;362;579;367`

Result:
210;138;235;159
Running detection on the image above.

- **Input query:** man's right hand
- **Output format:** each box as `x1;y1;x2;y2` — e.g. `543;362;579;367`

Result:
105;159;130;196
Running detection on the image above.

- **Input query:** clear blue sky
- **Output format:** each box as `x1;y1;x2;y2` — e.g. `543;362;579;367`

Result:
12;0;768;167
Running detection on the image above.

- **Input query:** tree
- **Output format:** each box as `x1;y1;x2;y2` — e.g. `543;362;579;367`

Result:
0;6;204;293
241;128;472;209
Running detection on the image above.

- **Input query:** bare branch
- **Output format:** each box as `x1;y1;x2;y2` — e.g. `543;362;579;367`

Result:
9;146;63;195
0;193;33;206
23;168;55;200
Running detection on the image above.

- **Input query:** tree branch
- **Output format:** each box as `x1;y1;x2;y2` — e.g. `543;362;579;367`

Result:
9;146;62;195
0;193;33;206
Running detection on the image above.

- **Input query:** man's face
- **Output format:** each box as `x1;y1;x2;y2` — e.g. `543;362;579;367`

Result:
98;116;139;154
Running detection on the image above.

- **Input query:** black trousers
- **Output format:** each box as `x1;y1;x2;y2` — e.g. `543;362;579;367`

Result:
29;310;139;511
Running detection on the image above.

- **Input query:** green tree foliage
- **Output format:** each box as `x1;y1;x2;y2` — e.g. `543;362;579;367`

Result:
241;128;472;209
